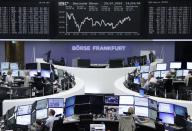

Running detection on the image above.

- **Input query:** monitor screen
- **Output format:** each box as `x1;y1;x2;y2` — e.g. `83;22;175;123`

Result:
48;108;64;116
176;70;183;77
134;78;140;84
142;73;149;80
16;115;31;125
19;70;25;77
36;99;47;110
135;106;148;117
154;71;161;78
10;63;19;70
29;70;38;77
148;109;157;120
12;70;19;77
65;106;74;117
65;96;76;107
17;105;32;116
161;71;169;78
41;63;50;70
1;62;9;70
158;103;174;113
41;70;50;78
140;66;150;73
156;63;167;71
48;98;64;108
104;106;119;114
104;96;119;105
119;96;134;105
75;95;90;104
170;62;181;69
26;63;37;70
174;105;188;117
118;105;133;115
36;109;48;119
134;97;148;107
187;62;192;70
159;113;174;125
148;99;158;110
183;70;189;76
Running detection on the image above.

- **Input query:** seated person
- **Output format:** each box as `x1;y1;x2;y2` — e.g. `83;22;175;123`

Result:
119;107;149;131
184;70;192;86
45;109;59;131
24;71;31;87
5;70;14;85
143;73;157;90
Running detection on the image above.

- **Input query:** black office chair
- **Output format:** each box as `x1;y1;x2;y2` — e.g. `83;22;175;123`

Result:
155;121;165;131
33;77;45;96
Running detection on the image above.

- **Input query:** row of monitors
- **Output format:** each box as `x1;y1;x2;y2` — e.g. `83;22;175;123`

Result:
1;62;19;70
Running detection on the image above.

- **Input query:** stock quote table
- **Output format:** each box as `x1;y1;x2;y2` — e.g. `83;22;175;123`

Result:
0;0;192;40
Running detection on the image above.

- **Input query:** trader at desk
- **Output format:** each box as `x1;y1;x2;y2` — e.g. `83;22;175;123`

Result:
184;70;192;86
5;70;14;85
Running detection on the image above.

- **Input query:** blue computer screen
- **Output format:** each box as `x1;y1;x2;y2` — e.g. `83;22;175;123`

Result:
17;105;32;116
36;99;47;110
48;98;64;108
159;113;174;125
65;106;74;117
65;96;76;107
104;96;119;105
174;105;187;117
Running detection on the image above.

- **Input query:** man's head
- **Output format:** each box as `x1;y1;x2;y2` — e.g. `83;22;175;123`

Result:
49;109;55;116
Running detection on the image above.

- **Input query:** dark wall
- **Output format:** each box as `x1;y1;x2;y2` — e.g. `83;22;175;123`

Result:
24;41;175;66
0;42;5;62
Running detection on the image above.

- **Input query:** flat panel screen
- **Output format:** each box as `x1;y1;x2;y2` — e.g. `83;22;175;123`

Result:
1;62;9;70
158;103;174;113
154;71;161;78
134;97;148;107
65;106;74;117
118;105;133;115
12;70;19;77
48;98;64;108
104;96;119;105
41;70;50;78
36;109;48;119
170;62;181;69
65;96;76;107
148;109;157;120
140;66;150;73
183;70;189;76
19;70;25;77
135;106;148;117
148;99;158;110
176;70;183;77
29;70;38;77
16;115;31;125
156;63;167;71
36;99;47;110
17;105;32;116
159;113;174;125
187;62;192;70
174;105;188;117
10;63;19;70
119;96;134;105
134;78;140;84
26;63;37;70
161;71;169;78
40;63;50;70
142;73;149;80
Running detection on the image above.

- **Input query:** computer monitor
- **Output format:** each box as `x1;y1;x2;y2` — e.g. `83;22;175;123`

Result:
174;105;188;117
135;106;148;117
10;63;19;70
17;105;32;116
104;96;119;105
41;70;50;78
29;70;38;77
26;63;38;70
77;59;91;68
183;70;189;76
16;115;31;125
154;71;161;78
119;96;134;105
36;109;48;119
170;62;181;69
140;65;150;73
158;103;174;113
156;63;167;71
159;113;174;125
19;70;25;77
141;73;149;80
148;109;157;120
75;95;91;104
48;98;64;108
48;108;64;116
40;63;50;70
187;62;192;69
118;105;133;115
134;97;148;107
1;62;9;70
176;70;183;77
148;99;158;110
109;59;124;68
161;71;169;78
36;99;47;110
104;106;119;115
65;96;76;107
134;77;140;84
65;106;74;117
12;70;19;77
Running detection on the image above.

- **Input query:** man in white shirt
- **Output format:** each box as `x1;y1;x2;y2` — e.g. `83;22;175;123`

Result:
45;109;58;131
143;73;157;90
6;70;14;84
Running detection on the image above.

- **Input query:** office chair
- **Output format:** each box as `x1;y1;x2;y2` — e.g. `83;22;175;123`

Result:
155;121;165;131
33;77;45;96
